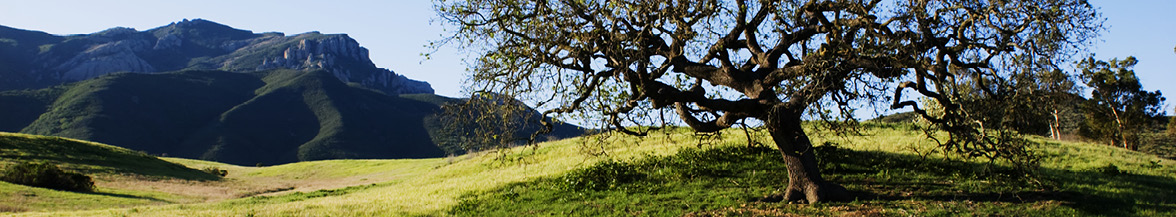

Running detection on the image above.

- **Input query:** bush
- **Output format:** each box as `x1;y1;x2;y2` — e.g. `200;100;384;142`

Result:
202;166;228;177
0;162;94;192
1094;164;1123;176
559;160;645;191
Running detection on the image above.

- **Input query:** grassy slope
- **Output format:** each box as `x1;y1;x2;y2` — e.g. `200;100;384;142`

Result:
13;130;701;216
8;124;1176;216
0;132;444;214
452;125;1176;216
0;132;217;212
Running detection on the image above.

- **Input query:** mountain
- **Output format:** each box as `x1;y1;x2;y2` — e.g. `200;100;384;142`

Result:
0;19;431;95
0;69;583;165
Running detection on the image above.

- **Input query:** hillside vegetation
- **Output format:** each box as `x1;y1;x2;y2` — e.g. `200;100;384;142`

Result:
4;123;1174;216
1;69;581;165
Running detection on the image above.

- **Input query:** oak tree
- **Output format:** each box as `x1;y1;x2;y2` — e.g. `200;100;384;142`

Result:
436;0;1101;203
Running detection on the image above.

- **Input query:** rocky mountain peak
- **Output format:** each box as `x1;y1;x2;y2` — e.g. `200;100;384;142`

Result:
0;19;433;94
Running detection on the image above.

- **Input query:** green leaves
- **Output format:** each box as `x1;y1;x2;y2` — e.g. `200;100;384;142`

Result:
1078;56;1166;150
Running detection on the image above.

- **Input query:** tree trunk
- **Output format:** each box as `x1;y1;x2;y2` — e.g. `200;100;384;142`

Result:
1110;109;1133;150
765;108;848;204
1050;109;1061;140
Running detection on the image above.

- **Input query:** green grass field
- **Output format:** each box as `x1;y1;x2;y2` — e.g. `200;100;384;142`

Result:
1;123;1173;216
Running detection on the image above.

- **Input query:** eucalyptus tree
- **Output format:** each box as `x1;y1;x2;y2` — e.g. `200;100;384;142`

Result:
1078;57;1166;150
435;0;1101;203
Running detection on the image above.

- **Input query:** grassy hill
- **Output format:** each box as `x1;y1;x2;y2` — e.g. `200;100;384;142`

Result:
0;132;217;212
4;123;1173;216
0;132;447;213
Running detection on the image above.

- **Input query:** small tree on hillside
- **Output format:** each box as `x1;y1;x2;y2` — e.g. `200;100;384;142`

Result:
436;0;1101;203
1078;56;1166;150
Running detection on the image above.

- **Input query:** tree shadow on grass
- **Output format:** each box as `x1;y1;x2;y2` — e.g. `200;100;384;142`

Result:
82;191;170;203
816;146;1176;216
448;145;1174;216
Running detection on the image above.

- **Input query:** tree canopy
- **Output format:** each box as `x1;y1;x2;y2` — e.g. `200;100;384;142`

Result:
436;0;1102;203
1078;56;1166;150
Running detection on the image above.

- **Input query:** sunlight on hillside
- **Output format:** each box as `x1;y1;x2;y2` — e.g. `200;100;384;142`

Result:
4;125;1174;216
9;130;702;216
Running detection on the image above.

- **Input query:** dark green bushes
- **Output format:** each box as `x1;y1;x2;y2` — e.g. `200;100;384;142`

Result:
201;166;228;177
0;162;94;192
558;160;645;191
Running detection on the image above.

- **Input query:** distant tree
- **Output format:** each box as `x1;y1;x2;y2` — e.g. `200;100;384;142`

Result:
436;0;1101;203
1078;57;1166;150
949;59;1083;139
428;93;538;154
1038;69;1085;139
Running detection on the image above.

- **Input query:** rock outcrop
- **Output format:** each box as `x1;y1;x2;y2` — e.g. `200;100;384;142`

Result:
253;34;433;94
56;38;156;81
0;19;432;94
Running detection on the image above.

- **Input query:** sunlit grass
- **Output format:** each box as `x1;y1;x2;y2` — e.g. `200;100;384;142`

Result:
0;181;169;213
5;123;1174;216
10;130;706;216
448;123;1176;216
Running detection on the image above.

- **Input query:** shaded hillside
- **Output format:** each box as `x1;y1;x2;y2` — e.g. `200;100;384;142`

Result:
174;70;445;164
0;132;223;212
9;69;440;165
4;69;582;165
20;71;262;155
0;132;215;180
0;87;64;132
0;19;431;94
402;93;587;155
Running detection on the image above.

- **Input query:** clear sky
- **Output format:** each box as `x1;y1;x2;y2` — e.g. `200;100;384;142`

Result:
1;0;1173;112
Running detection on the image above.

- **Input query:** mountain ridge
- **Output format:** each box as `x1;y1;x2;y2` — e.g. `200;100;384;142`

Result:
0;18;432;95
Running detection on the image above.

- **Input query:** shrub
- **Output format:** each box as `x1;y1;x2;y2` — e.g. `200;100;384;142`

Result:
559;160;645;191
0;162;94;192
1094;164;1123;176
202;166;228;177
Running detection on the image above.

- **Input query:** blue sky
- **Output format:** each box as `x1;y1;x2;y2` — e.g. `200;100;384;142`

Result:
1;0;1173;112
